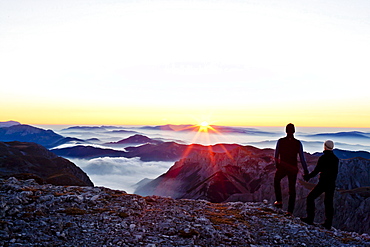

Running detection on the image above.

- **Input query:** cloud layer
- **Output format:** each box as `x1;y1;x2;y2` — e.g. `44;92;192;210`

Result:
70;157;174;193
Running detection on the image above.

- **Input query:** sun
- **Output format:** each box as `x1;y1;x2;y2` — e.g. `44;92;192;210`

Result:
200;121;209;127
197;121;215;132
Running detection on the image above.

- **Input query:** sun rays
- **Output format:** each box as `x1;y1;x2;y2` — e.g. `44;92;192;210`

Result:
169;121;237;197
176;121;235;168
197;121;216;133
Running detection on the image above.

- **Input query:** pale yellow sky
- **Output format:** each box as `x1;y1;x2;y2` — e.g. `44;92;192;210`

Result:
1;0;369;127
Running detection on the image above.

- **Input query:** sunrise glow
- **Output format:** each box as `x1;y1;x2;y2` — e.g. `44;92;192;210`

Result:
198;121;212;132
200;121;209;127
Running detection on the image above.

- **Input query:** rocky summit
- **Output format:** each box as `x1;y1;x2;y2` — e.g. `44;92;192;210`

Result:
1;177;369;247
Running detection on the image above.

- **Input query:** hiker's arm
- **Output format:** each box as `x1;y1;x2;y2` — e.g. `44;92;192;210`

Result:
274;140;280;166
307;156;323;179
299;142;309;175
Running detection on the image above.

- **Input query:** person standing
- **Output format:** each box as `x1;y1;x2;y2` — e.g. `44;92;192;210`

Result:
301;140;339;230
274;123;309;215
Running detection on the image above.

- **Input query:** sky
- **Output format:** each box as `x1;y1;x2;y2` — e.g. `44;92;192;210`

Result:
1;0;370;127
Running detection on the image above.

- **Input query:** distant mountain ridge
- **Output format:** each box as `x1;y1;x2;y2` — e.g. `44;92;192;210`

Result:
0;124;83;148
140;124;275;135
62;126;109;131
105;134;163;145
52;133;370;161
306;131;370;139
51;145;128;159
51;140;243;161
313;148;370;160
0;120;20;128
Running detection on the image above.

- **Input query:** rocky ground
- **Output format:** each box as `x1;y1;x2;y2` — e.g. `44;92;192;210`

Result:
1;177;369;247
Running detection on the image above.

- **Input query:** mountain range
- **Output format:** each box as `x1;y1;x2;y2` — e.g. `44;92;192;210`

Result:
140;124;275;135
52;132;370;162
313;149;370;160
52;138;243;162
306;131;370;139
62;125;138;135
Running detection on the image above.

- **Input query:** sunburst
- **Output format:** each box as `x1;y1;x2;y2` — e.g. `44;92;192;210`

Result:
197;121;215;132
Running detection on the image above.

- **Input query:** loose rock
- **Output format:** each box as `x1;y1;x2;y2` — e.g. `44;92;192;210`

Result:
1;177;369;246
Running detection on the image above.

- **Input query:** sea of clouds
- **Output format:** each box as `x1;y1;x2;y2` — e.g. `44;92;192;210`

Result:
68;157;174;193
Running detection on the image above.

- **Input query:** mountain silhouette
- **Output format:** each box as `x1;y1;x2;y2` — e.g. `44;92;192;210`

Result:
51;145;128;159
105;134;163;145
0;141;93;186
0;120;20;128
0;124;82;148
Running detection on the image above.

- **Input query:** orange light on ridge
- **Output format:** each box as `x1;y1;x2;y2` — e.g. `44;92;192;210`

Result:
191;121;235;162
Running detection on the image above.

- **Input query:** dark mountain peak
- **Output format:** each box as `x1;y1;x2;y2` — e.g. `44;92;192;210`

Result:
51;145;127;159
109;129;138;134
0;141;93;186
86;138;101;142
0;141;57;159
0;120;21;128
106;134;162;145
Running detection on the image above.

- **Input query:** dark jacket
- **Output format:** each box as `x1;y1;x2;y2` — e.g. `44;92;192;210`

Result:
307;150;339;186
275;134;308;174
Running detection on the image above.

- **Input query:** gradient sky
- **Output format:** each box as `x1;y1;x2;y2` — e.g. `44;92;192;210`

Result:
1;0;369;127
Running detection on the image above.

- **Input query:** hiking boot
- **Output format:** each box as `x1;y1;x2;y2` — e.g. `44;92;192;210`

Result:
321;222;331;230
300;217;313;225
274;201;283;209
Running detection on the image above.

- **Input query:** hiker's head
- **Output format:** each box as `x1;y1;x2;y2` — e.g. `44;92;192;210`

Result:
285;123;295;134
324;140;334;151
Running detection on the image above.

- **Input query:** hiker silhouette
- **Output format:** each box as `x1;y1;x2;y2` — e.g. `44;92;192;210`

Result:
274;123;309;215
301;140;339;230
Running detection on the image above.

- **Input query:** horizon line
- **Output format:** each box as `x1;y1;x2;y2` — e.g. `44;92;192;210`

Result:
3;120;369;129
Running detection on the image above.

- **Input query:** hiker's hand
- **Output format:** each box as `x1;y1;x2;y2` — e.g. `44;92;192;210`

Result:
303;174;310;182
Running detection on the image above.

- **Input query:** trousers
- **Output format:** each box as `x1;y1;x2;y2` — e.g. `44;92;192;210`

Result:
274;168;297;213
306;182;335;226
